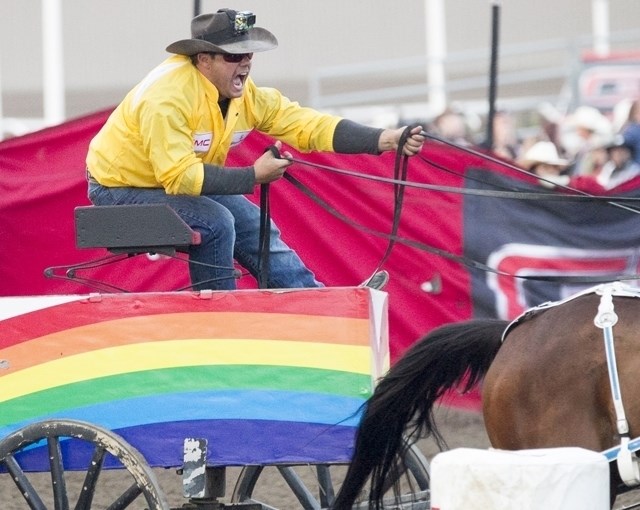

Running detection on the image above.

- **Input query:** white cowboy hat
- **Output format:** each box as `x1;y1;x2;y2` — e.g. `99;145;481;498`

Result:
166;9;277;56
521;141;569;169
566;105;611;134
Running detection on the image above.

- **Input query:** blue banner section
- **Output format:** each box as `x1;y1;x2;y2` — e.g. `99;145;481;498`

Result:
463;169;640;319
4;419;357;471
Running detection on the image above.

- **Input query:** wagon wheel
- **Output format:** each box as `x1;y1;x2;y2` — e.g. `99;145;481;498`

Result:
231;443;430;509
0;419;169;510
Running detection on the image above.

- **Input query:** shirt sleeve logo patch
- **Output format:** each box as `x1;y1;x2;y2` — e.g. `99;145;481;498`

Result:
231;130;252;147
193;132;213;153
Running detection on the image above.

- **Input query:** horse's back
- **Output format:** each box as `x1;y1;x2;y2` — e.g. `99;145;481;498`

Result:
482;292;640;452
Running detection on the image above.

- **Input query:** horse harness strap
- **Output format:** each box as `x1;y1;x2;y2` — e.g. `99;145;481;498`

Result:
503;282;640;486
594;285;626;434
593;282;640;486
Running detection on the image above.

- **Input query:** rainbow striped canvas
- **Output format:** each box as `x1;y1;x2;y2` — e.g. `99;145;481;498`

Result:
0;287;388;469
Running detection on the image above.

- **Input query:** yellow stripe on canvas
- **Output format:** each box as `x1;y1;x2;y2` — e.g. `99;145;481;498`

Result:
0;339;372;402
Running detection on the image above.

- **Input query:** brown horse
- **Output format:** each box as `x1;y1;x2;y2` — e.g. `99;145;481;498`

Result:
332;283;640;509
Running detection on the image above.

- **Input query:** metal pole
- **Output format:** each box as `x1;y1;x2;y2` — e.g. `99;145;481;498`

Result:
592;0;610;56
194;0;201;17
425;0;447;115
485;0;501;150
42;0;65;126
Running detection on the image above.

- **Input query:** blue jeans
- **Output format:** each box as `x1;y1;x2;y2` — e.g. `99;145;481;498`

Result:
88;182;323;290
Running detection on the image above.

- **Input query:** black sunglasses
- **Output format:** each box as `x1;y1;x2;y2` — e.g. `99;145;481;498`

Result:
220;52;253;63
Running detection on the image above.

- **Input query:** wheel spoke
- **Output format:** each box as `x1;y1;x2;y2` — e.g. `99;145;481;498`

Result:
277;466;321;510
48;436;70;510
74;444;107;510
232;465;262;501
2;454;48;510
105;482;144;510
316;464;335;507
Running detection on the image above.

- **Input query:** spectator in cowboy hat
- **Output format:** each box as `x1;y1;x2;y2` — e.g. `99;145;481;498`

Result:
596;135;640;189
560;105;613;176
520;141;570;188
617;98;640;166
86;9;424;291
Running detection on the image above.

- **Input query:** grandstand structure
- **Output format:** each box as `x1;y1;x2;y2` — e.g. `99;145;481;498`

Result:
1;0;640;140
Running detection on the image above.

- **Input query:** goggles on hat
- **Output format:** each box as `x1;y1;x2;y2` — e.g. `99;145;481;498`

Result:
228;10;256;35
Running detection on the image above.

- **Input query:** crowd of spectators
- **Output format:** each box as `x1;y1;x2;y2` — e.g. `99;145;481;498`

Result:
423;98;640;192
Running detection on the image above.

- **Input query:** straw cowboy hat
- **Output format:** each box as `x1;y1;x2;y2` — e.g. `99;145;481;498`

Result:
521;141;569;170
166;9;278;56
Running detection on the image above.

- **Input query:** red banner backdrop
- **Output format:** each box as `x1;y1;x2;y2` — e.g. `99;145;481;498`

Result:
5;111;640;410
0;111;470;367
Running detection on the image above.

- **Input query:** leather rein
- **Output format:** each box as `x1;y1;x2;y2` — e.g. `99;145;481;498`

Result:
257;126;640;288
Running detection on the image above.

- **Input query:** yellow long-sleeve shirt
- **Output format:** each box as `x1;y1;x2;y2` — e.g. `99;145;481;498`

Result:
86;54;341;195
